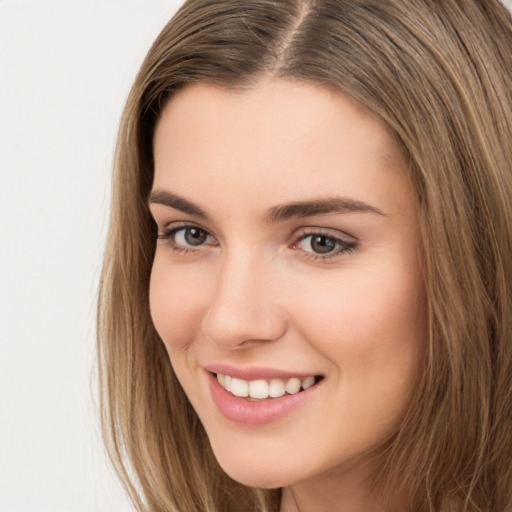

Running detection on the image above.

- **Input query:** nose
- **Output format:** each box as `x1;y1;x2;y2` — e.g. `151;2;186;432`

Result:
201;250;287;349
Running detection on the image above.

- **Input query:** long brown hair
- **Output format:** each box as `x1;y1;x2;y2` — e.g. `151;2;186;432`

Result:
97;1;512;510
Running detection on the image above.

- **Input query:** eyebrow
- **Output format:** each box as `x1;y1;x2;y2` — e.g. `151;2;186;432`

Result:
148;190;385;222
148;190;208;219
264;197;386;222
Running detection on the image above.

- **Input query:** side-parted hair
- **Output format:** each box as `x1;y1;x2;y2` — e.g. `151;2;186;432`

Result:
97;1;512;511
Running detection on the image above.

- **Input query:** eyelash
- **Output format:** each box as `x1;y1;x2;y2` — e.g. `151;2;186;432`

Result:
157;223;217;256
157;223;358;261
293;229;358;261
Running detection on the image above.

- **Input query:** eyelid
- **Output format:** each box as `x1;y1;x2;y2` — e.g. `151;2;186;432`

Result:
291;227;359;261
157;221;218;251
293;225;358;243
156;219;211;235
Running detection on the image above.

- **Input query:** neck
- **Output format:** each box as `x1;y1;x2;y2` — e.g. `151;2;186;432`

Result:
279;470;404;512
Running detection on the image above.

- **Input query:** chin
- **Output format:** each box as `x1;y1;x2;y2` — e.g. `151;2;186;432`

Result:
210;441;301;489
220;463;292;489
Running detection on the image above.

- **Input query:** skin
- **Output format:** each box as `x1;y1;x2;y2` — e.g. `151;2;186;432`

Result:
149;79;427;512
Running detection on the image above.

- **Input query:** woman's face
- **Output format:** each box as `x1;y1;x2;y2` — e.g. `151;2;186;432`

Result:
149;79;426;493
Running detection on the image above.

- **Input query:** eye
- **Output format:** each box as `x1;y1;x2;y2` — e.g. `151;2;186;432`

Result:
174;226;209;246
157;224;216;251
303;234;337;254
295;231;358;259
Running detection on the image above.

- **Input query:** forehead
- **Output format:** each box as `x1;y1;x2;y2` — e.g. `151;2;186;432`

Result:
154;79;400;163
152;79;412;213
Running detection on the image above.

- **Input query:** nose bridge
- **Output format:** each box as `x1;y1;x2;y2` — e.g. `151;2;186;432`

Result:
202;247;285;347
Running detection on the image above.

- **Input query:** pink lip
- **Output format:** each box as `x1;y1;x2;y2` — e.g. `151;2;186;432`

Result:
206;370;321;425
204;363;319;381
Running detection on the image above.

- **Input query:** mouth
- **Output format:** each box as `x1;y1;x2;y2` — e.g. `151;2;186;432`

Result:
206;368;324;424
213;373;323;401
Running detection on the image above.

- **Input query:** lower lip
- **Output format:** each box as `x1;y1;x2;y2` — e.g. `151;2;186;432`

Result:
207;372;320;425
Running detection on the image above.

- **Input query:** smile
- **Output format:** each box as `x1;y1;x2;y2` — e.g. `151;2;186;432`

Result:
216;373;318;400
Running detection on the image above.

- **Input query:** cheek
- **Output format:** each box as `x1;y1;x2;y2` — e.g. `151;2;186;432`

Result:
289;262;426;379
149;256;209;350
288;268;426;445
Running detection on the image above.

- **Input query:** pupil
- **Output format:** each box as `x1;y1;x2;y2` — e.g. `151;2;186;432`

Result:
185;228;207;246
311;235;335;254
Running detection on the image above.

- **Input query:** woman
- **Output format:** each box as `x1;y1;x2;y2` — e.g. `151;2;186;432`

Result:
97;1;512;511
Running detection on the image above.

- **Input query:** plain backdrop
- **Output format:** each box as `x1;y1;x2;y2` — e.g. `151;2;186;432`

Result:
0;1;182;511
1;1;511;512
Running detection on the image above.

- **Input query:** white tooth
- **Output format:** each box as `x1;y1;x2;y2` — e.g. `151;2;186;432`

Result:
269;379;285;398
224;375;232;392
285;377;301;394
230;377;249;397
301;376;315;390
249;379;269;399
217;373;225;386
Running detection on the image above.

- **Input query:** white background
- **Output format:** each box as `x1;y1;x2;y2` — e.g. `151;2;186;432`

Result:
0;1;182;511
1;1;511;511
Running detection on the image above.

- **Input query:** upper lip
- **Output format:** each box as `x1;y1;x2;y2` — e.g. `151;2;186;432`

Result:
204;364;321;381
